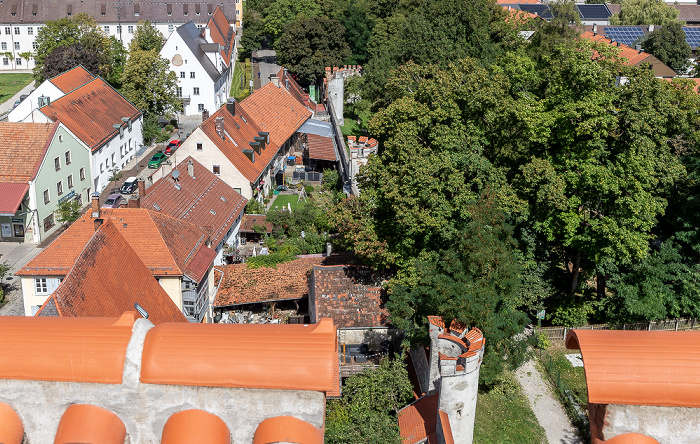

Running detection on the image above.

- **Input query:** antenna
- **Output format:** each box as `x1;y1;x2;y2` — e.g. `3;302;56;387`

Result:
172;170;180;180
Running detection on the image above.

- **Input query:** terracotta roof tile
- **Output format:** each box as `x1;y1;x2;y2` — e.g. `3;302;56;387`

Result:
18;208;215;282
566;329;700;407
309;265;390;328
239;214;273;233
161;409;230;444
239;82;312;148
398;392;440;444
38;220;187;324
276;67;316;110
253;416;324;444
54;404;126;444
48;65;95;93
214;255;350;307
673;4;700;21
439;410;454;444
140;318;339;392
0;122;57;183
0;402;23;444
206;7;234;68
0;183;29;216
142;157;247;247
307;134;336;162
39;78;141;152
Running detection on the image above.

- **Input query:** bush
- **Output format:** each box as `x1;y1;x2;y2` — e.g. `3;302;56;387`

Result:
535;332;550;350
551;300;597;328
164;124;174;133
323;169;340;191
141;115;160;145
246;251;296;269
245;199;266;214
305;185;314;196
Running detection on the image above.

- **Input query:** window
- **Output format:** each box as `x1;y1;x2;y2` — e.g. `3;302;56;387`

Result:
43;214;54;231
28;27;33;35
168;24;174;33
213;165;220;175
128;25;134;34
14;27;19;35
4;28;10;35
67;174;73;189
236;9;240;15
196;142;203;151
111;153;115;165
56;181;63;196
32;42;37;51
3;58;9;66
234;187;241;194
193;87;199;95
65;151;71;165
180;71;185;78
190;72;195;79
104;26;109;34
58;134;63;142
116;25;122;34
176;87;183;97
54;157;60;171
43;189;50;204
15;58;21;66
79;167;85;181
13;42;19;50
0;43;5;51
100;163;104;173
35;278;48;294
198;104;204;112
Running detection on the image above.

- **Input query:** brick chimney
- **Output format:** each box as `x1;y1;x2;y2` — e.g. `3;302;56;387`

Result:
226;98;236;116
128;196;140;208
137;179;146;198
91;192;100;218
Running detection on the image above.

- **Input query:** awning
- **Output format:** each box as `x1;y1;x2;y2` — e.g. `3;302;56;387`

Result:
297;119;333;138
0;183;28;216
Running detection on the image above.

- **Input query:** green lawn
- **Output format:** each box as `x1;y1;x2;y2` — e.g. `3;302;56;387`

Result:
270;194;306;211
474;373;546;444
0;73;32;104
537;346;588;409
231;58;251;102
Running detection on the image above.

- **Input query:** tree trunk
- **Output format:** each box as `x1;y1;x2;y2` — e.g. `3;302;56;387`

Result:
597;273;606;299
569;252;582;298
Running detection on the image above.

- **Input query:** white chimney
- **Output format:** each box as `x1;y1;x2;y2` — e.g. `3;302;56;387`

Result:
188;159;195;178
270;76;280;88
649;24;655;32
593;24;598;34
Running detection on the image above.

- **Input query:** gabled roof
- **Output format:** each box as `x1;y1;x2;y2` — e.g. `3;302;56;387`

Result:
175;21;222;82
36;220;187;324
199;104;281;183
214;255;351;307
18;208;215;283
398;393;440;444
580;31;653;66
0;122;57;183
307;134;337;162
207;6;234;68
48;65;95;94
239;82;313;148
39;77;141;152
673;4;700;21
277;67;316;110
309;265;390;328
141;157;247;247
566;329;700;408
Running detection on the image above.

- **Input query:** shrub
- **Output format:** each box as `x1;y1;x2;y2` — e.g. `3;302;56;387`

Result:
245;199;266;214
322;169;340;191
246;251;296;269
164;124;174;133
305;185;314;196
536;332;550;350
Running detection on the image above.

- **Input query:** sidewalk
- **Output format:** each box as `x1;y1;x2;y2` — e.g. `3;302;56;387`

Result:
0;241;44;316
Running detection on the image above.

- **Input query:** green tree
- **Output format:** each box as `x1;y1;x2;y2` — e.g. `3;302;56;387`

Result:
609;0;680;25
239;9;267;59
275;16;351;86
642;21;692;74
129;20;166;52
122;50;182;118
55;199;82;226
106;36;128;88
263;0;322;42
325;358;413;444
245;198;267;214
42;43;102;80
528;0;582;60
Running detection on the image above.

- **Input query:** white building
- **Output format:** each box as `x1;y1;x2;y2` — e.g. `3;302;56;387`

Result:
160;7;235;116
0;0;240;71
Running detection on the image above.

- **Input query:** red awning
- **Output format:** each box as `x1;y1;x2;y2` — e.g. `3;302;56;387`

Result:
0;183;28;216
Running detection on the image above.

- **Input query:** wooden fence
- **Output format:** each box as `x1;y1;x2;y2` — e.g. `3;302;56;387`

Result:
536;317;700;341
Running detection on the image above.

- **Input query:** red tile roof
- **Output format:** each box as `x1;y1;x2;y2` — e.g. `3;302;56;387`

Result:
276;67;316;110
307;134;336;162
200;104;280;183
36;220;187;324
48;65;95;93
39;78;141;152
0;122;57;183
566;329;700;407
239;214;273;233
580;31;652;66
0;402;23;444
18;208;215;283
398;393;439;444
140;318;339;393
207;6;234;68
0;183;28;216
239;82;312;148
142;157;247;247
309;265;390;328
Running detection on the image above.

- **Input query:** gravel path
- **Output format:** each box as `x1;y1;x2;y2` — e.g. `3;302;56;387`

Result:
516;359;582;444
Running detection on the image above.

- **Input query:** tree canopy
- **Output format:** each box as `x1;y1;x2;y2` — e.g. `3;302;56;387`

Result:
129;20;166;52
121;50;182;117
263;0;321;42
609;0;680;25
642;21;692;74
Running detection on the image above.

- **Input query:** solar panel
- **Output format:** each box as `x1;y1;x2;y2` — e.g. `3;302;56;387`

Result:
683;27;700;49
576;4;611;20
603;27;646;47
518;4;553;19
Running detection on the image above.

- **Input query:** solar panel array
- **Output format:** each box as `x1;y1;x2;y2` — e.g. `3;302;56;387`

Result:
576;4;611;20
518;4;553;19
683;27;700;49
603;27;646;46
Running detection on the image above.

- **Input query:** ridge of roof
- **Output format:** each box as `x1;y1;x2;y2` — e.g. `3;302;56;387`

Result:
47;65;96;94
175;21;221;82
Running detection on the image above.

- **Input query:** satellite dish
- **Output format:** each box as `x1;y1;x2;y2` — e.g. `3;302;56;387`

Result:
172;170;180;179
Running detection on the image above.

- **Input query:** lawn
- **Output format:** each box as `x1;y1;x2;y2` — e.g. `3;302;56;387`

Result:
537;346;588;410
270;194;306;211
474;372;546;444
231;58;251;102
0;73;32;104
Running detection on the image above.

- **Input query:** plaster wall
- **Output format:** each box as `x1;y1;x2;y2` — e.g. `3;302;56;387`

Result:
8;81;63;122
327;74;344;126
0;319;326;443
437;360;481;444
91;117;144;193
20;276;61;317
599;403;700;444
157;276;183;311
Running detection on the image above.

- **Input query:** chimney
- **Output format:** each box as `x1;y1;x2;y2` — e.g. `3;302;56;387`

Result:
226;98;236;116
649;24;655;32
593;23;597;34
137;179;146;198
635;44;642;52
188;159;195;178
91;192;100;218
270;76;280;88
285;78;289;89
202;110;210;122
94;218;104;231
215;116;225;140
128;196;140;208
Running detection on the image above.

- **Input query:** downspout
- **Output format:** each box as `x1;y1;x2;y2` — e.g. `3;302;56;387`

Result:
209;267;224;322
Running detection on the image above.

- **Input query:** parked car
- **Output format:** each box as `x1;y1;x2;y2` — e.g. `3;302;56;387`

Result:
19;94;28;102
120;176;138;194
102;194;123;208
148;152;167;168
165;139;182;155
276;185;288;191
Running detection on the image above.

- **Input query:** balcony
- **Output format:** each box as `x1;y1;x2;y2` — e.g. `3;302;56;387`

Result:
177;94;191;104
